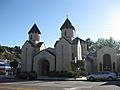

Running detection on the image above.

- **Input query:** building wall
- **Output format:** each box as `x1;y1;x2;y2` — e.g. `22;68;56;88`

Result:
61;28;75;41
33;50;55;76
77;40;82;60
72;40;82;60
21;41;34;72
117;55;120;72
29;33;40;42
55;38;72;71
97;46;117;72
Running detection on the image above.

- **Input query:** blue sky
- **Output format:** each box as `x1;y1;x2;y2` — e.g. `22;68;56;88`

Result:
1;0;120;48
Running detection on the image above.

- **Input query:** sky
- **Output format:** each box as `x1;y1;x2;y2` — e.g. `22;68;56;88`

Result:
1;0;120;48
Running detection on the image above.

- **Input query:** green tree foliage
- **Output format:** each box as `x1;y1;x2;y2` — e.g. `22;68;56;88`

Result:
0;45;21;61
10;59;19;68
86;37;120;55
78;60;85;71
2;51;12;60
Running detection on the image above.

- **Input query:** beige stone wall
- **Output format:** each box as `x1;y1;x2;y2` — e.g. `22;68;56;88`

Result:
117;55;120;72
33;50;55;76
61;28;74;38
55;38;72;71
97;46;117;72
72;40;82;60
29;33;40;42
77;40;82;60
21;41;34;72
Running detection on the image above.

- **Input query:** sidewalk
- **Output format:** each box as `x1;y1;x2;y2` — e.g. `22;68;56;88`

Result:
37;76;87;81
0;75;15;79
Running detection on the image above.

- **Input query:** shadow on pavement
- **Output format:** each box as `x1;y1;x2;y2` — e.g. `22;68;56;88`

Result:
100;81;120;87
0;78;62;83
0;78;33;83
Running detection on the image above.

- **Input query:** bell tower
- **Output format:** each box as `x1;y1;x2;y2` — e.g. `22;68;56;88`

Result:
60;18;75;41
28;24;41;45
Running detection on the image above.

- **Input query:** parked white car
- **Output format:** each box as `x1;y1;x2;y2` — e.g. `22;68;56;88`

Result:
87;71;117;81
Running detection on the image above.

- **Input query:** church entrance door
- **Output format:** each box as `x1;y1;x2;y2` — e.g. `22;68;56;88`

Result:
103;54;112;71
41;60;49;76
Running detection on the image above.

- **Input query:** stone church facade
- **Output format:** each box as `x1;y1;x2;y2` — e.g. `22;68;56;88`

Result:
96;46;120;73
21;18;120;76
21;18;88;76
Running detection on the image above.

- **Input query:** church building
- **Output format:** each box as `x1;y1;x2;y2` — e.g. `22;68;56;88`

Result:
21;18;88;76
21;18;120;76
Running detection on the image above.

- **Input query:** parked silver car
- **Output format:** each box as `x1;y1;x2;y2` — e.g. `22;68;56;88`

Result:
87;71;117;81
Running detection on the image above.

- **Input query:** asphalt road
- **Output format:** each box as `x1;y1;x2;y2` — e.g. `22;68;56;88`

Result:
0;79;120;90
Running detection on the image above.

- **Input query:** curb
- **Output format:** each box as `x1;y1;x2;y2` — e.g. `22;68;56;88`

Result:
37;77;87;81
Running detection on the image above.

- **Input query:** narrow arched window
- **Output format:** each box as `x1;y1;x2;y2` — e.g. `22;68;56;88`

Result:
65;31;67;36
99;62;102;71
31;35;32;40
103;54;111;71
113;62;115;71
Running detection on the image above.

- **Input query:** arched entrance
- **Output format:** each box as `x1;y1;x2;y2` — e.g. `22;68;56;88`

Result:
103;54;111;71
41;60;49;76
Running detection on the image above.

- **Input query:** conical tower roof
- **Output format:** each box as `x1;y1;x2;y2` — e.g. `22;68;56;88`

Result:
28;24;41;34
60;18;75;30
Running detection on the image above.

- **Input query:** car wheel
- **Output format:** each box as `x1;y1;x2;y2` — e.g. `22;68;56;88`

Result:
107;77;113;81
89;77;94;81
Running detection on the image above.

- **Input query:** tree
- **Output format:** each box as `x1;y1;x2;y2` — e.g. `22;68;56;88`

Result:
0;45;21;61
10;59;18;68
86;37;120;55
2;50;12;60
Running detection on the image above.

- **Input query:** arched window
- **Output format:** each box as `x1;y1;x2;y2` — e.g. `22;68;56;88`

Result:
65;31;67;36
31;35;32;40
99;62;102;71
113;62;115;71
103;54;111;71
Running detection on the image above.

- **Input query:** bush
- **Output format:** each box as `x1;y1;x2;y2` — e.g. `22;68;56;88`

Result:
48;71;75;78
16;71;37;80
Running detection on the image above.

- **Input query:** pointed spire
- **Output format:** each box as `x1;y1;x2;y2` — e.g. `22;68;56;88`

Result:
60;18;75;30
28;24;41;34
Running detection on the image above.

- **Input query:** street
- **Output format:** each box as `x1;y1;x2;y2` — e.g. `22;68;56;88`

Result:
0;79;120;90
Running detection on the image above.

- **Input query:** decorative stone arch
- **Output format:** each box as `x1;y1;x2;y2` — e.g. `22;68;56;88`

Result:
33;50;55;76
97;46;117;72
103;54;111;71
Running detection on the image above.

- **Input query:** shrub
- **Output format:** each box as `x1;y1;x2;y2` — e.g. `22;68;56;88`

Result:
48;71;75;78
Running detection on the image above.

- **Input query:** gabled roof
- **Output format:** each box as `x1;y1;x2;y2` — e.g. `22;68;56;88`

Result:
26;40;35;47
60;18;75;30
34;49;56;57
54;37;72;47
26;40;44;48
36;42;44;48
72;37;86;44
72;37;80;44
45;49;55;56
28;24;41;34
54;40;59;47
